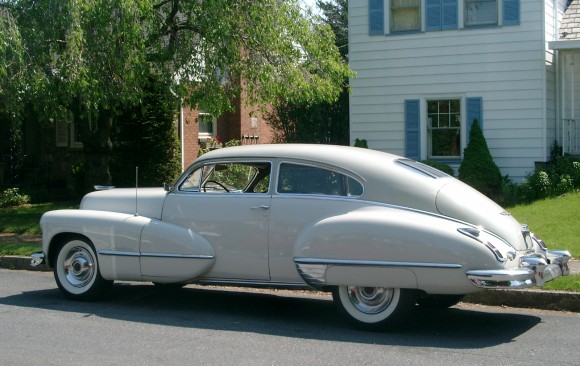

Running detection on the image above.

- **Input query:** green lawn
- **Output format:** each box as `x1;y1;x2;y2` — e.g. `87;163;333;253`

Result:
508;192;580;257
0;201;77;234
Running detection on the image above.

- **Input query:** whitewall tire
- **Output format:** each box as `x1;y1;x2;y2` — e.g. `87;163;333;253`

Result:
332;286;417;331
53;237;112;300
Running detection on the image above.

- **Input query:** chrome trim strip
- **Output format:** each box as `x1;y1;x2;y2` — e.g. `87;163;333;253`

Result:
98;250;140;257
98;250;214;260
140;252;215;259
294;258;463;269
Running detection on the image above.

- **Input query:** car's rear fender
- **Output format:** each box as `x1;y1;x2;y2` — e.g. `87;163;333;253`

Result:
41;210;215;282
293;206;500;293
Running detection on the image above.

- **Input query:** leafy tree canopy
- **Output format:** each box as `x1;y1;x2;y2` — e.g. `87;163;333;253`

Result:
1;0;353;187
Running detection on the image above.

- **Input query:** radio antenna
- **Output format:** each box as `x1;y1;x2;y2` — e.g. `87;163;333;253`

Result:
135;166;139;216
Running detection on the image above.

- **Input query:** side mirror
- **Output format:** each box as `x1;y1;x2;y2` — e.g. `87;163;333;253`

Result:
163;183;173;192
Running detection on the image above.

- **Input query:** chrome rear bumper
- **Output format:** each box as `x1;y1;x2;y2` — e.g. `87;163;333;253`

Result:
466;250;571;289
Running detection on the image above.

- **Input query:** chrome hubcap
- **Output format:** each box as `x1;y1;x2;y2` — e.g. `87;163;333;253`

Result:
63;247;95;288
346;286;394;314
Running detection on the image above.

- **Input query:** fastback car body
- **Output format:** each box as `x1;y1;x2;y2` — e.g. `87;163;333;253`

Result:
32;144;571;330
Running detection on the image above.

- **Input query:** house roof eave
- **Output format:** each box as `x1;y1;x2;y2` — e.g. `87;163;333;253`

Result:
549;40;580;51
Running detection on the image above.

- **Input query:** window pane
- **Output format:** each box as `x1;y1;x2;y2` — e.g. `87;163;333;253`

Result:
198;114;214;134
180;168;202;191
427;99;462;158
278;163;362;196
392;0;420;32
465;0;497;26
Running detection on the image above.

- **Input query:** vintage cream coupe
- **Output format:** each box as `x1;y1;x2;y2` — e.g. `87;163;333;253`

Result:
32;144;571;330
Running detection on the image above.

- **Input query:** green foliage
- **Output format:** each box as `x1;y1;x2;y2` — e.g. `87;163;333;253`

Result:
499;142;580;206
266;0;350;145
0;188;30;208
4;0;352;192
110;76;181;187
354;138;369;148
420;160;454;176
458;119;502;199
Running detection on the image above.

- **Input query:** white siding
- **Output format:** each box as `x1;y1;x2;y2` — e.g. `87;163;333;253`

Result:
349;0;558;181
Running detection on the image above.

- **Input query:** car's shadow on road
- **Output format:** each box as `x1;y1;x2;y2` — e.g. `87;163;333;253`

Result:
3;282;541;348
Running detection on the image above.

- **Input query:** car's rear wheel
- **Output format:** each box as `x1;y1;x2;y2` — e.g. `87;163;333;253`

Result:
53;237;112;300
332;286;417;331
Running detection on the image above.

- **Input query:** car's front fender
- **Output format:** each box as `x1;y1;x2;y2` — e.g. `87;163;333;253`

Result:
41;210;215;282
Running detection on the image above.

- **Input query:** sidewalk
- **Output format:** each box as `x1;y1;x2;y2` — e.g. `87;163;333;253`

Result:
1;233;578;312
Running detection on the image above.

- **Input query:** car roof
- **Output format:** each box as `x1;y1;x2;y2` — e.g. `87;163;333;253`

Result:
195;144;400;173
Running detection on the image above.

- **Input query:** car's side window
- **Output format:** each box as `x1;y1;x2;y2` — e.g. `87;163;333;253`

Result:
179;162;271;193
277;163;363;196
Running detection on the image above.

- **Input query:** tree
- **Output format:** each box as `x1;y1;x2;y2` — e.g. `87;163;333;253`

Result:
2;0;353;190
266;0;350;145
458;119;502;199
110;74;181;188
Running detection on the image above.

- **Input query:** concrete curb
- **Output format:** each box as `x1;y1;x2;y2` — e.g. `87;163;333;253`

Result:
1;255;578;312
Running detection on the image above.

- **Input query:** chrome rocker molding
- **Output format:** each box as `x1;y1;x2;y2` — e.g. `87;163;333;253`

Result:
98;250;214;260
294;258;463;289
467;250;571;289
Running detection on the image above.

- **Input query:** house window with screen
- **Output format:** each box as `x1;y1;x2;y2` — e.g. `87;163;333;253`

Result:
464;0;498;26
391;0;421;32
427;100;461;158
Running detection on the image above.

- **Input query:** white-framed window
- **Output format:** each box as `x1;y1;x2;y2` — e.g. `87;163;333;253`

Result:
427;99;461;158
198;110;217;140
391;0;421;32
55;120;83;148
464;0;498;26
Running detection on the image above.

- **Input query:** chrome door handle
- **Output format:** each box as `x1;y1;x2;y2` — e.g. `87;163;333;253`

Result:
251;205;270;210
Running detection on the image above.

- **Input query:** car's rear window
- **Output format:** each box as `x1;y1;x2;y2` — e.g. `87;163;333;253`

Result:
395;159;450;179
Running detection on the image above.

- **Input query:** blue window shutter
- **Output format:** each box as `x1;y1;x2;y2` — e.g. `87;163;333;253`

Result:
405;100;421;160
466;97;483;141
426;0;442;31
503;0;520;26
442;0;458;30
369;0;384;35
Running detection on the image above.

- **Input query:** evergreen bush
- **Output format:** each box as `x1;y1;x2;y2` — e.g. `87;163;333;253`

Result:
458;119;503;199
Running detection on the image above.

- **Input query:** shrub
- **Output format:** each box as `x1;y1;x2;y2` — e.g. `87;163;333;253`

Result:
354;138;368;148
0;188;30;208
499;142;580;206
458;119;502;199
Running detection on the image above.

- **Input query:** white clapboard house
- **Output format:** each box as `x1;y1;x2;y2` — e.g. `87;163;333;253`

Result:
349;0;579;180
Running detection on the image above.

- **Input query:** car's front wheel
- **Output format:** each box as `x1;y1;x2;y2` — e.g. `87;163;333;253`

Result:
332;286;417;331
53;237;112;300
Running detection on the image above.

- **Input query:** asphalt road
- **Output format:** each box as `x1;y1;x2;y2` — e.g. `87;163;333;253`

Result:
1;269;579;366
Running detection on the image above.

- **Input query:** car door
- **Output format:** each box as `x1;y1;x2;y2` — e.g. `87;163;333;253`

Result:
268;161;365;283
159;160;272;280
